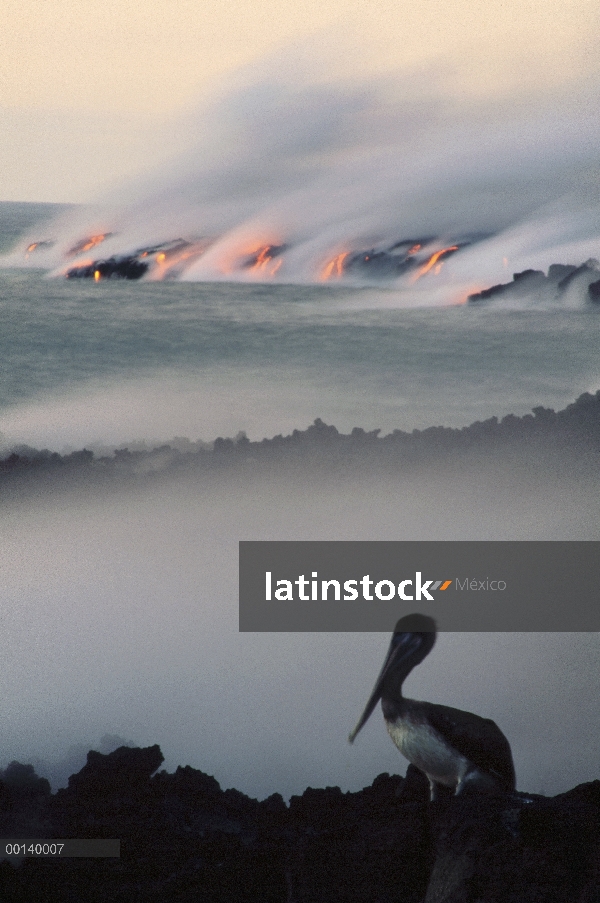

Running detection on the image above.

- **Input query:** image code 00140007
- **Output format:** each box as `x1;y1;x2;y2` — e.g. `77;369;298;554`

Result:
1;839;120;857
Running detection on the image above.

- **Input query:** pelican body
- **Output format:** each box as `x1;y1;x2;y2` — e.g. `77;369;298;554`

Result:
349;615;515;800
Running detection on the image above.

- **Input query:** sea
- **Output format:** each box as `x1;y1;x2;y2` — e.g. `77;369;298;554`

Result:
1;201;599;453
1;200;599;801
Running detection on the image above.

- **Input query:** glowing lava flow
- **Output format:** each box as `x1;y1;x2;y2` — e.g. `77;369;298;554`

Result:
250;246;273;270
215;240;284;277
321;251;349;280
68;233;112;257
411;246;459;282
150;241;211;280
248;245;283;276
24;240;54;259
25;242;41;260
82;235;108;252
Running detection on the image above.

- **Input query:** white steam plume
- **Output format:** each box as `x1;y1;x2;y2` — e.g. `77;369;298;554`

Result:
4;47;600;297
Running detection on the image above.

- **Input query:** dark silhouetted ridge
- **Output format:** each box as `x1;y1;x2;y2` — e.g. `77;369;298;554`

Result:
1;391;600;491
0;746;598;901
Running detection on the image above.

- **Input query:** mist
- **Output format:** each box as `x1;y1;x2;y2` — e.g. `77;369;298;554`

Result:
6;46;600;298
1;447;599;800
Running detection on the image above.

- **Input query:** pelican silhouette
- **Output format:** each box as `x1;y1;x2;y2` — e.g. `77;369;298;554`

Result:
349;614;515;800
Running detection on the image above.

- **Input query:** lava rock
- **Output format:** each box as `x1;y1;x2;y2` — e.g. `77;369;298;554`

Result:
65;255;149;279
0;746;599;902
468;268;546;301
468;260;600;304
588;279;600;302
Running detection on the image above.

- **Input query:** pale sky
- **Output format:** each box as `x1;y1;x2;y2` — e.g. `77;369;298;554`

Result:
1;0;598;202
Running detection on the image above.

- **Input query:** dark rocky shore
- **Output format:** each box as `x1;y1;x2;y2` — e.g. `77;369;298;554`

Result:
0;745;598;902
467;260;600;304
2;391;600;491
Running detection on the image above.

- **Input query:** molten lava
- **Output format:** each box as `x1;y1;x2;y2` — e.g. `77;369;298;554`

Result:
24;240;54;258
149;241;210;279
218;242;284;276
68;233;112;257
247;245;284;276
321;251;349;280
411;246;459;282
250;246;272;270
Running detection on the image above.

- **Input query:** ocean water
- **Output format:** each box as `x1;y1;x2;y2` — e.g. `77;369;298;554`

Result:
1;201;600;801
1;204;599;452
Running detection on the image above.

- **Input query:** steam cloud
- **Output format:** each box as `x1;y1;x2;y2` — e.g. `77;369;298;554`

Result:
6;53;600;299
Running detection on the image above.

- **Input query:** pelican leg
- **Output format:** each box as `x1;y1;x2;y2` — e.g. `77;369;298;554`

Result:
428;778;440;802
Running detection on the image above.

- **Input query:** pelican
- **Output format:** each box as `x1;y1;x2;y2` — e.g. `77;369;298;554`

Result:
349;614;515;800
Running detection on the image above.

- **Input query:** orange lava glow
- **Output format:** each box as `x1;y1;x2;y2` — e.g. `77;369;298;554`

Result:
321;251;349;280
26;243;39;253
216;239;284;278
149;241;213;280
93;270;101;282
407;244;421;255
456;285;483;304
81;234;109;253
249;245;282;276
251;247;271;270
60;258;94;278
411;246;459;282
68;233;112;257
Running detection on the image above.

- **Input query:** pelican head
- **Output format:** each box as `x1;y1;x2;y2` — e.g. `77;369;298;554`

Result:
349;614;436;743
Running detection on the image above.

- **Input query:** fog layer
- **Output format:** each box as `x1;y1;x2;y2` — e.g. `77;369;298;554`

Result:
1;448;598;799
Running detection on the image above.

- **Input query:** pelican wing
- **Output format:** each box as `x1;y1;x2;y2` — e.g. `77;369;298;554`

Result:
421;702;516;790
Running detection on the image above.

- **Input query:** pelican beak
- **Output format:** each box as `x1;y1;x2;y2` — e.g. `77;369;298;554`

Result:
348;680;384;744
348;634;412;743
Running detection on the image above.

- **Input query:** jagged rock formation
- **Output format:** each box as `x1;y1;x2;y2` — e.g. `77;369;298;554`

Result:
468;260;600;303
2;391;600;489
589;279;600;301
0;746;598;902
